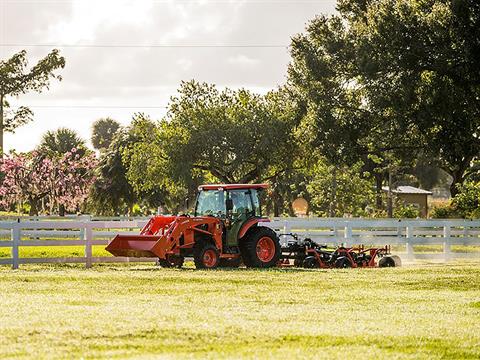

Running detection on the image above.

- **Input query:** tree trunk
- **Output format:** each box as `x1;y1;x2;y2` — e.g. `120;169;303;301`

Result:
272;192;281;217
328;167;337;217
29;198;39;216
387;169;393;218
449;170;464;198
374;172;384;209
59;204;65;217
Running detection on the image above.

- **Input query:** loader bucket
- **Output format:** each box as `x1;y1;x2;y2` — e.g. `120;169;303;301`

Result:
106;234;162;258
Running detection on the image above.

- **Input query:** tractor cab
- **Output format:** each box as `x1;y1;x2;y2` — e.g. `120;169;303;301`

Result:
195;184;268;246
194;184;265;217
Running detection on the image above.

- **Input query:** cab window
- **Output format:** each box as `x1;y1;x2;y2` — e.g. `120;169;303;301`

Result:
195;190;226;216
228;190;254;217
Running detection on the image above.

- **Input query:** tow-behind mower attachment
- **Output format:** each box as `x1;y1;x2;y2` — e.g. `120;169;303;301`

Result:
279;233;401;268
106;184;282;269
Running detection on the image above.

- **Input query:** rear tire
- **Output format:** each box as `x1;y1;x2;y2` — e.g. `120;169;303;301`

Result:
240;227;281;268
194;241;220;269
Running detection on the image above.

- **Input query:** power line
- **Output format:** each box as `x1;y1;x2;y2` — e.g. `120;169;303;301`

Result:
0;43;289;49
26;105;169;109
4;0;328;3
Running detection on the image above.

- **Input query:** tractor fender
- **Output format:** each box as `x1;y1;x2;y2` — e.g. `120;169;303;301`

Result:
238;218;270;239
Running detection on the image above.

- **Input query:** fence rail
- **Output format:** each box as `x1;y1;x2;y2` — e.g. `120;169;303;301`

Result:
0;217;479;269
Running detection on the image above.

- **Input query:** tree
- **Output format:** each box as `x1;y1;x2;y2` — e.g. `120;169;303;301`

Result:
89;129;136;215
39;128;86;156
0;152;51;215
122;113;201;213
91;117;121;151
289;0;480;199
0;149;97;215
0;50;65;153
339;0;480;196
136;80;297;184
288;12;417;210
451;181;480;219
306;159;375;217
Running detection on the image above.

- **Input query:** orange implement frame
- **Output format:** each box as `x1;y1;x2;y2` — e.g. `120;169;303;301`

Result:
105;215;225;260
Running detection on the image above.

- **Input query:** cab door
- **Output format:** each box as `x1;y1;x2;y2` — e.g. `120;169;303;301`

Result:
225;189;256;247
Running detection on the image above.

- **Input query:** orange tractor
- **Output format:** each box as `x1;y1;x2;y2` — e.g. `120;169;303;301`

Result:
106;184;281;269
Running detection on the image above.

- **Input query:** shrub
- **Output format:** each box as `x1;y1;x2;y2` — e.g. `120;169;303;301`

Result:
394;204;420;219
430;202;459;219
451;182;480;219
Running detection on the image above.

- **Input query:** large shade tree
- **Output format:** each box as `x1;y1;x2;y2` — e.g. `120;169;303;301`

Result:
288;11;418;209
160;81;297;183
0;50;65;153
351;0;480;196
124;81;300;214
291;0;480;197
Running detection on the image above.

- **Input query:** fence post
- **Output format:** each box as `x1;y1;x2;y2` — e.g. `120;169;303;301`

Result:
406;224;414;260
344;223;352;247
443;225;451;262
11;223;21;270
333;226;340;244
84;223;93;269
283;220;290;235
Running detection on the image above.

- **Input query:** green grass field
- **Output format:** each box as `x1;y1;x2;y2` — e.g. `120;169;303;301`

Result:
1;262;480;359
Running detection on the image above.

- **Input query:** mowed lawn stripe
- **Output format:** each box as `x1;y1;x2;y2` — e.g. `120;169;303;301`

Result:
1;264;479;359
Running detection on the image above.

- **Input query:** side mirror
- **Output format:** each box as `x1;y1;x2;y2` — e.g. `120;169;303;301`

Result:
226;198;233;212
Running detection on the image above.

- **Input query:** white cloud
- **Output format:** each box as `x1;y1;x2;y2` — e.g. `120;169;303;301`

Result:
227;54;259;67
2;0;337;152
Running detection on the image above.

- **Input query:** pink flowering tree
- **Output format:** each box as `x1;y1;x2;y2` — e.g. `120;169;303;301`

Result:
0;149;97;215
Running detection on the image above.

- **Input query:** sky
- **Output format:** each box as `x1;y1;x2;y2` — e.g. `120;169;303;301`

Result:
1;0;337;152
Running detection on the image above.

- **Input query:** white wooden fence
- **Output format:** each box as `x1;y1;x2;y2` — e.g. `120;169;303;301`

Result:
0;217;479;269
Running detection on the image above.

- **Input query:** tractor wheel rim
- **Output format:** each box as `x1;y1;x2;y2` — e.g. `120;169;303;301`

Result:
256;237;275;262
203;249;217;267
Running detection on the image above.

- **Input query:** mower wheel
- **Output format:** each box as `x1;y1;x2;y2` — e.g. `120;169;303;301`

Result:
303;256;319;268
294;258;305;267
241;226;281;268
334;256;352;268
379;255;402;267
194;241;220;269
218;257;242;268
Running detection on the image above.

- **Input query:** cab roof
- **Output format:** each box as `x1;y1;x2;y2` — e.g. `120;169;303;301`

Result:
199;184;269;191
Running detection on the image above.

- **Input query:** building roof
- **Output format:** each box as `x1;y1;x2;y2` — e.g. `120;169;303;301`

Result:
199;184;269;191
382;186;433;195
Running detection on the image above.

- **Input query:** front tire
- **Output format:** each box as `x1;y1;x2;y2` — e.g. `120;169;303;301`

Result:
240;227;281;268
194;241;220;269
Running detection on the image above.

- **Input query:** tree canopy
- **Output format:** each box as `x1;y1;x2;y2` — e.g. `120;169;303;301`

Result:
0;50;65;153
126;81;299;187
289;0;480;197
91;118;121;151
39;127;87;156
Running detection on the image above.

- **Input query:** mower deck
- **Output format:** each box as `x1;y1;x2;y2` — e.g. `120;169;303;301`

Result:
279;233;401;268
